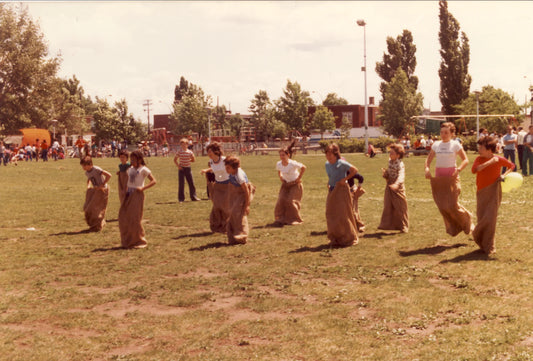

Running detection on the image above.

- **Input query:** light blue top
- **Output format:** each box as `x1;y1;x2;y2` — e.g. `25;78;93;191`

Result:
229;168;249;187
503;133;517;151
325;159;352;189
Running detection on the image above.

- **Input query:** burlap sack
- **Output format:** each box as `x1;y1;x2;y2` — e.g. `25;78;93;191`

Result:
118;190;147;248
226;183;255;244
83;186;109;231
473;180;502;254
352;187;366;232
274;181;303;225
117;171;129;205
430;176;473;236
208;182;230;233
326;183;358;247
378;184;409;232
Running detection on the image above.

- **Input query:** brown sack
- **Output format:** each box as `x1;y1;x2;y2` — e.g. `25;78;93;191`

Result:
83;186;109;231
326;183;358;247
352;187;366;232
430;176;472;236
118;190;147;248
226;183;255;245
274;181;303;225
473;180;501;254
117;171;129;205
208;182;230;233
378;184;409;232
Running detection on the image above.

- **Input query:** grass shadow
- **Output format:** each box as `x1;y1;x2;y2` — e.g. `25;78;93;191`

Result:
309;230;327;236
253;222;284;229
289;243;352;253
189;242;240;251
361;231;394;240
106;219;118;223
439;249;495;263
156;201;177;205
173;231;213;240
398;243;468;257
92;246;124;252
49;229;95;236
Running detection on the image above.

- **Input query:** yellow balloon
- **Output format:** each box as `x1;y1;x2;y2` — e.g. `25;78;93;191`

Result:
502;172;523;193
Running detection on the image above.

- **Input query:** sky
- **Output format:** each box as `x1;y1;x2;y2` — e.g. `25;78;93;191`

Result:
24;1;533;126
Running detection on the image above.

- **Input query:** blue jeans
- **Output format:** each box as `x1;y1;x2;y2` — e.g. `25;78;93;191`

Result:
522;147;533;176
178;167;198;201
502;149;516;173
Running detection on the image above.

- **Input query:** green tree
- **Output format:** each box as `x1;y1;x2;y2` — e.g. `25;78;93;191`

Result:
456;85;521;134
52;75;92;137
212;104;228;131
171;84;211;144
309;106;336;139
340;116;352;139
438;0;471;115
322;93;349;106
249;90;276;141
375;29;419;98
379;69;424;137
0;3;61;133
174;76;189;103
227;113;245;140
276;80;314;132
93;98;146;145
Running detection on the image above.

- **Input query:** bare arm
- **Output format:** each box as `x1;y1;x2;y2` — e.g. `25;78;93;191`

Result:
452;148;469;177
139;173;156;192
424;149;436;179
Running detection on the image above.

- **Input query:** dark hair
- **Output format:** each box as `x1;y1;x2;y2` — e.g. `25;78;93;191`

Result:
80;155;93;166
206;142;223;156
280;140;297;158
130;150;146;166
441;122;456;134
389;143;405;159
118;149;129;158
325;143;341;160
224;155;240;169
477;135;498;153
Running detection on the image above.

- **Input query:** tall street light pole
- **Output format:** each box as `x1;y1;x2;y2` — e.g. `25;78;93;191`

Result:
357;19;369;152
474;91;480;141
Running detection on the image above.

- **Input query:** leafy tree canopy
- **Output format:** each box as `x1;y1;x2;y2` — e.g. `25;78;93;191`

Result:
375;29;419;98
322;93;349;106
309;106;336;139
276;80;314;133
456;85;521;134
379;69;423;138
0;3;61;134
438;0;471;115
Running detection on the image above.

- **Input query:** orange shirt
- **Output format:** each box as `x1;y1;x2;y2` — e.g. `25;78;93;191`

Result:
471;155;515;191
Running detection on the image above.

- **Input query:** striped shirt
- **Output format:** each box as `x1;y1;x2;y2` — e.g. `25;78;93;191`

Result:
177;148;194;167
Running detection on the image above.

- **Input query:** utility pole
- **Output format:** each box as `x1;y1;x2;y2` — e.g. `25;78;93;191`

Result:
143;99;153;134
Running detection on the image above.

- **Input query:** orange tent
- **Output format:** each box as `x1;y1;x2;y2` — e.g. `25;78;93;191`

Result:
19;128;51;146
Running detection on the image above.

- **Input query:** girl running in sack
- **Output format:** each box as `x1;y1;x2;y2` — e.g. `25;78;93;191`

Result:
324;143;358;247
274;140;306;226
425;122;473;237
200;142;230;233
118;150;156;249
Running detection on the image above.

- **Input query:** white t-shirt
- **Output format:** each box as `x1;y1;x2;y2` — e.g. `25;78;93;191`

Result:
209;156;229;182
276;159;304;182
127;166;151;189
432;140;462;168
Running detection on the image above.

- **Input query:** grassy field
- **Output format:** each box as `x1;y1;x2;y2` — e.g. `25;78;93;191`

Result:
0;151;532;361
